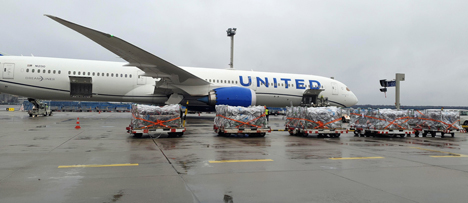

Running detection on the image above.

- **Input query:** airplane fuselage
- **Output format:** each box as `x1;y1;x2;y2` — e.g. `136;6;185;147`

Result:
0;56;358;108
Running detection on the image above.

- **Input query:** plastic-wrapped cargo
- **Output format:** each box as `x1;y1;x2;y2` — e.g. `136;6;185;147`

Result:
350;108;371;129
409;109;462;130
286;106;343;129
130;104;182;129
214;105;267;128
350;108;411;130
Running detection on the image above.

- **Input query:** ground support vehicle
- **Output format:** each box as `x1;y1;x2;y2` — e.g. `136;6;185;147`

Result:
127;125;185;138
412;128;465;138
410;109;465;138
285;106;345;138
287;126;347;138
214;105;269;137
128;104;184;138
214;125;271;137
353;127;412;138
27;99;52;117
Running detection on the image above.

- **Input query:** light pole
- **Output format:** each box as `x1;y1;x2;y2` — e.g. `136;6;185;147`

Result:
379;73;405;109
226;28;236;69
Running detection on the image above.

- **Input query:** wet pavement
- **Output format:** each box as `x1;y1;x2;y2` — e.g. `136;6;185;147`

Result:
1;110;468;203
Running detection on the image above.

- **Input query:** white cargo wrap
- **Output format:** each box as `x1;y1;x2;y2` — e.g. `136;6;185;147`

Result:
214;105;267;129
214;105;270;136
286;106;343;129
409;109;463;131
130;104;182;129
350;109;411;130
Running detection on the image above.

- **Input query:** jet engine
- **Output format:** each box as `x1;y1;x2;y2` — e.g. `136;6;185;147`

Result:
198;87;257;107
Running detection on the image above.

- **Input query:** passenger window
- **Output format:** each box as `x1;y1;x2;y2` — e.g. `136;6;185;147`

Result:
48;70;51;74
92;72;95;76
32;69;35;73
58;70;61;74
107;73;109;77
37;69;40;73
68;71;71;75
129;74;132;78
78;72;81;75
53;70;56;74
73;71;76;75
88;72;90;76
97;73;100;76
121;74;123;77
26;69;29;73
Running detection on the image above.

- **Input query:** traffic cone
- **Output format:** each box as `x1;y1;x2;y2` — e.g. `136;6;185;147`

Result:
75;117;81;129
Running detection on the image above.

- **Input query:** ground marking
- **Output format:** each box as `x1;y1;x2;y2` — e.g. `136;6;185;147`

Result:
410;147;468;157
329;157;384;160
209;159;273;163
58;163;139;168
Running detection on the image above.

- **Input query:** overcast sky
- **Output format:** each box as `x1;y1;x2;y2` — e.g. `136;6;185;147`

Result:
2;0;468;106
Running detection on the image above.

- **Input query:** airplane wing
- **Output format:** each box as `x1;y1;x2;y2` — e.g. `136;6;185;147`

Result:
45;15;209;86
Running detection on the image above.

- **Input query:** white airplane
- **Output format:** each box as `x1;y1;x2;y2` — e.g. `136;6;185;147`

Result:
0;15;358;111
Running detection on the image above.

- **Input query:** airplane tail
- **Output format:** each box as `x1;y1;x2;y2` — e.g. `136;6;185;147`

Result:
0;52;7;56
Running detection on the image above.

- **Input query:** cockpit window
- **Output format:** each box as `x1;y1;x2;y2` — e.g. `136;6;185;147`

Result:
346;87;350;91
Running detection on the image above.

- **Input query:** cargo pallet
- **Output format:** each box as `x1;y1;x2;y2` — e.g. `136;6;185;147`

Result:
352;127;412;138
126;126;185;138
287;126;347;138
214;126;271;137
412;128;466;138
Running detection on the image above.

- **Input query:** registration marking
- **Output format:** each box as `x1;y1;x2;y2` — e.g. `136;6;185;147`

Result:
209;159;273;163
329;157;384;160
410;147;468;157
58;163;139;168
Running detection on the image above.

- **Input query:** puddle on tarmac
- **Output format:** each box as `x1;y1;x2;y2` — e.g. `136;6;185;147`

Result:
285;142;321;147
111;190;124;202
36;125;47;128
286;149;342;159
172;154;202;172
75;136;91;140
341;143;396;147
224;194;234;203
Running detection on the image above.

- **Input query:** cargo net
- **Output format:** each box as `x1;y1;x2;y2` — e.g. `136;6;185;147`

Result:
130;104;182;129
285;106;343;129
408;110;462;131
350;109;411;130
214;105;267;129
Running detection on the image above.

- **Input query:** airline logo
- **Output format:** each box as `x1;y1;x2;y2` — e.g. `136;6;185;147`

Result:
239;76;321;89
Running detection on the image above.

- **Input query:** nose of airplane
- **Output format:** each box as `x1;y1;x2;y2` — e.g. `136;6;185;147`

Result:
349;91;358;107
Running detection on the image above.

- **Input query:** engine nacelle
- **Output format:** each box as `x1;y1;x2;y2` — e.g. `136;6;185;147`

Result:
201;87;257;107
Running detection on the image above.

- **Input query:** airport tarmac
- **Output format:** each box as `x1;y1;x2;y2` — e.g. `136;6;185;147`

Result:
1;109;468;203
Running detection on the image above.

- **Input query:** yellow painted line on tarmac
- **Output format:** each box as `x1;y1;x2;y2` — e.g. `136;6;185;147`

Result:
430;155;468;158
329;157;384;160
410;147;468;157
58;163;139;168
209;159;273;163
